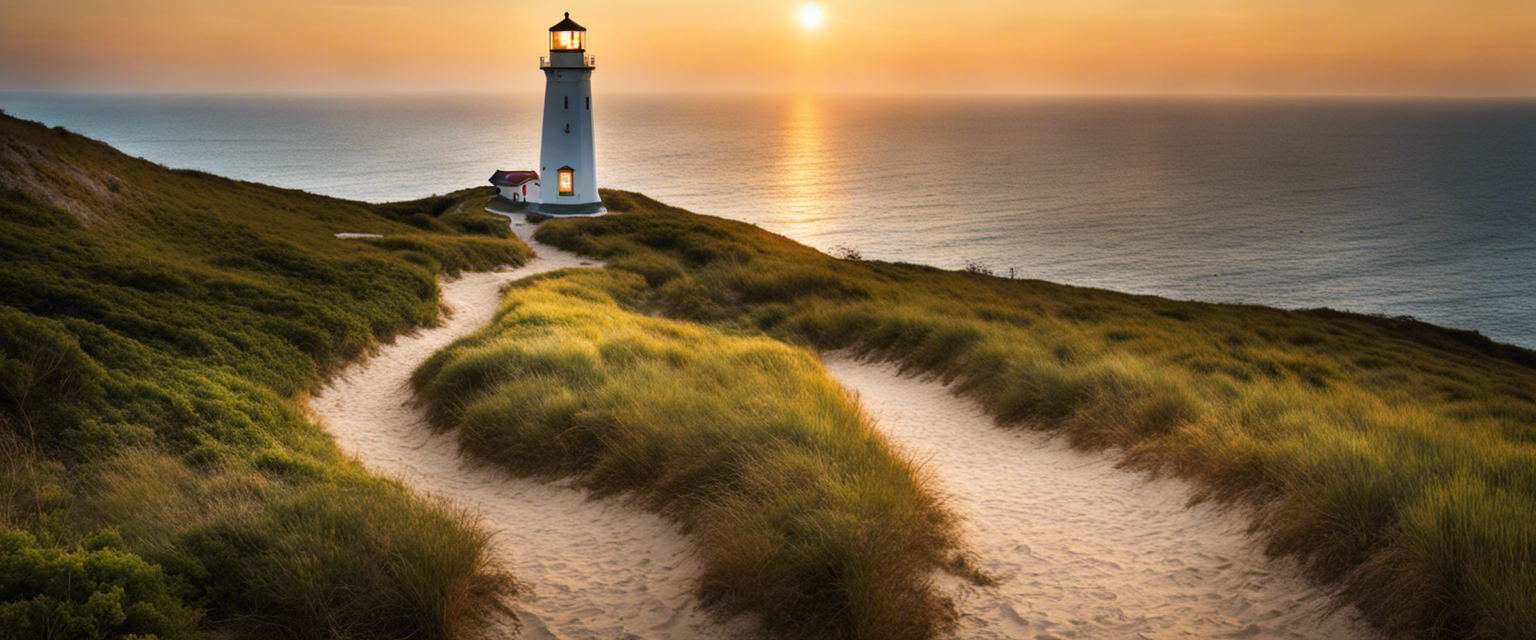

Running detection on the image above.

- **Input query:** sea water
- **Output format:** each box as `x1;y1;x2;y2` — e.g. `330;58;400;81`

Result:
2;93;1531;348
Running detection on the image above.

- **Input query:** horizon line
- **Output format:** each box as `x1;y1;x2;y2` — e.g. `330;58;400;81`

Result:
3;87;1535;101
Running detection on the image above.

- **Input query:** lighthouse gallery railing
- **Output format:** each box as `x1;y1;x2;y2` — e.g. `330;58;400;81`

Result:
540;55;596;68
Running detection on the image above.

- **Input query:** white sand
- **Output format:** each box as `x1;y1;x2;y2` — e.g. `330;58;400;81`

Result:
823;355;1376;640
309;219;752;640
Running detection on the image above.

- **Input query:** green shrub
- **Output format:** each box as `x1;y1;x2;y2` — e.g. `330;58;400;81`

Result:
173;478;509;640
0;307;108;447
0;527;198;640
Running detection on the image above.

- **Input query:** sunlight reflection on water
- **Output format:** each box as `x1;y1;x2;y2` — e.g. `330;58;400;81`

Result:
773;94;838;237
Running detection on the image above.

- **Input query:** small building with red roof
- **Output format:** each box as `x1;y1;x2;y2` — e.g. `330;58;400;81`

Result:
489;170;540;203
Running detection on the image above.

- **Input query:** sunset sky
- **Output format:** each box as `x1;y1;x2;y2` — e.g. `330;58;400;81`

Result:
2;0;1533;96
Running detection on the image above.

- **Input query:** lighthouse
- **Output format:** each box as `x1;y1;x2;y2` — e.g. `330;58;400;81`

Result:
531;12;604;216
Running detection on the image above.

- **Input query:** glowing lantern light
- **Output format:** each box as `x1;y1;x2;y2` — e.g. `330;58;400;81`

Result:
549;12;586;50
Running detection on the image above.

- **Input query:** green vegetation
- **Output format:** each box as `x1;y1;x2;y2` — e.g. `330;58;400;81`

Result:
529;189;1536;639
375;193;517;239
411;267;966;639
0;528;196;640
0;113;528;638
8;107;1532;640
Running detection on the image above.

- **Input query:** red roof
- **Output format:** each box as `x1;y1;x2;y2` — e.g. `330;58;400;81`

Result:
489;170;539;186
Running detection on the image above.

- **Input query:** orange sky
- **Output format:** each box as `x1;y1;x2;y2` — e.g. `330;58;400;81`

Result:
2;0;1533;96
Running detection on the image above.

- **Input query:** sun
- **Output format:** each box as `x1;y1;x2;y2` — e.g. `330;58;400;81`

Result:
797;3;824;30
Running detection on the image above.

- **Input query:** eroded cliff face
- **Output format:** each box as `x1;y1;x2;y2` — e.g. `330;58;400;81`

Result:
0;114;146;226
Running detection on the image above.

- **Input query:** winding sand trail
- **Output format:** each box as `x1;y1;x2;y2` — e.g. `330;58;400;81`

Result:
824;355;1375;640
312;210;1376;639
310;219;752;640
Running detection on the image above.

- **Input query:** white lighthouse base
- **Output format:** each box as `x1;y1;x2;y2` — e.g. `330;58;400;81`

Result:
528;201;608;216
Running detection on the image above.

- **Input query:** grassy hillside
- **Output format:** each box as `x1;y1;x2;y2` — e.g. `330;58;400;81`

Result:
0;112;530;639
530;189;1536;639
8;106;1532;639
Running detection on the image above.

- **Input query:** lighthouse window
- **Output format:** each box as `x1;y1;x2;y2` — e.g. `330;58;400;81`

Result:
551;30;584;51
564;96;568;109
586;96;590;110
558;169;574;196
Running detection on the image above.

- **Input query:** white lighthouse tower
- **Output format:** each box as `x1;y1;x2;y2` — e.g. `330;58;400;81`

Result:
531;12;604;216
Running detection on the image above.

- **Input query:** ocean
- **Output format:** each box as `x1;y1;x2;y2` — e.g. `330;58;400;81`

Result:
2;92;1532;348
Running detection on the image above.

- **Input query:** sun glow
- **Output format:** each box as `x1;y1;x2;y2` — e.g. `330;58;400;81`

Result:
798;3;824;30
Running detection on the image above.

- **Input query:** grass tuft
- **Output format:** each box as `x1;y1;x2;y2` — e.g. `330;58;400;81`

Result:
412;267;963;639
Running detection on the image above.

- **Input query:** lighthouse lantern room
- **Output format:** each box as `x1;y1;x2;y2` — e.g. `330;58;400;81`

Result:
550;17;585;51
531;12;604;216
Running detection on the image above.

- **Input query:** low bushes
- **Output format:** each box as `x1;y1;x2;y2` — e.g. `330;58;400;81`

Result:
72;448;510;640
0;528;197;640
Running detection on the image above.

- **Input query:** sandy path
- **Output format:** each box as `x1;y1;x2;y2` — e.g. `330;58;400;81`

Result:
824;355;1374;640
311;218;751;640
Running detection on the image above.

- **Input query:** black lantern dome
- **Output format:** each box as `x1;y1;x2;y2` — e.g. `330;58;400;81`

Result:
549;12;587;51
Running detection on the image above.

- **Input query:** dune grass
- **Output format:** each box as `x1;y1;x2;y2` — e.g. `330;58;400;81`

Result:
411;267;966;640
527;189;1536;639
1;113;526;638
73;447;511;640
